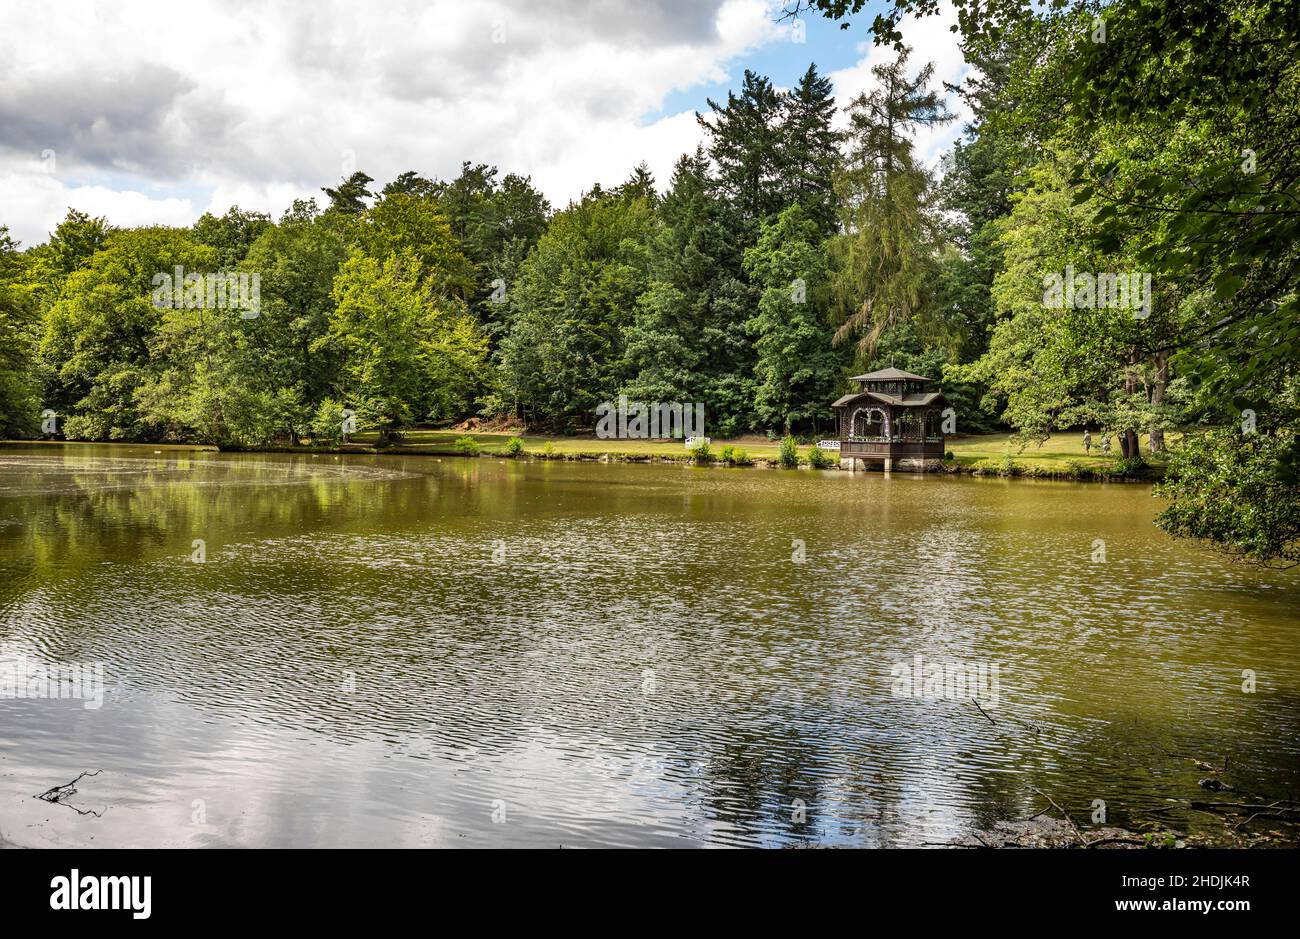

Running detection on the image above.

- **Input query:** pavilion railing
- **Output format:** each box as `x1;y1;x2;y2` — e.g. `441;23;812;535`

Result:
840;439;945;459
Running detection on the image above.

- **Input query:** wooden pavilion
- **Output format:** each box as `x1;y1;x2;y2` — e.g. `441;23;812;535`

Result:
831;367;948;472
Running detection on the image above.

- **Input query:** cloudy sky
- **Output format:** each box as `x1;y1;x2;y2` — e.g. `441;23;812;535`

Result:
0;0;971;246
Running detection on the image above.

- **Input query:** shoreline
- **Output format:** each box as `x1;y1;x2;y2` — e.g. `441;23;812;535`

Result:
0;437;1161;483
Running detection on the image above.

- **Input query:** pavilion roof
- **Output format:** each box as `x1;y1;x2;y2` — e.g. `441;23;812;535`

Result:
832;390;945;408
847;367;932;382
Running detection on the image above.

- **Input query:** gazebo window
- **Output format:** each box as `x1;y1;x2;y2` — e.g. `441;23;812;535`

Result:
850;407;888;441
896;409;921;441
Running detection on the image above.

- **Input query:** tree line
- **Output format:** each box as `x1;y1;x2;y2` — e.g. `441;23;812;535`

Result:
0;0;1296;564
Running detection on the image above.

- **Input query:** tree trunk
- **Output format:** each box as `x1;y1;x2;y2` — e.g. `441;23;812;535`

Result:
1149;349;1168;454
1123;350;1141;459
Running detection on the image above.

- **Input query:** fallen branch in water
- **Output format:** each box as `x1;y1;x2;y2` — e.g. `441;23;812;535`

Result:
1190;800;1300;813
1188;799;1300;834
34;770;105;817
1232;810;1296;830
1031;787;1085;845
972;698;997;726
1026;788;1167;847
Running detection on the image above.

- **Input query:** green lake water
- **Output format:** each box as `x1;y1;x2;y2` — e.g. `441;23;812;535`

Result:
1;445;1297;847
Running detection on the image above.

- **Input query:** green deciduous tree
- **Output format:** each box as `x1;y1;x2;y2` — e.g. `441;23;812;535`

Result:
0;226;40;437
359;191;476;298
40;227;215;440
320;251;487;443
240;199;351;418
1156;392;1300;568
192;207;273;269
45;209;112;280
499;191;656;431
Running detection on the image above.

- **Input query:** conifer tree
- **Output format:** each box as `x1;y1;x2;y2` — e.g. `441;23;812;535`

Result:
831;48;952;358
779;63;842;237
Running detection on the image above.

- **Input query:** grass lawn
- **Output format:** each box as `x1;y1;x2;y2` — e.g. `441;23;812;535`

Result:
946;432;1173;470
358;428;787;460
356;427;1170;473
5;430;1170;476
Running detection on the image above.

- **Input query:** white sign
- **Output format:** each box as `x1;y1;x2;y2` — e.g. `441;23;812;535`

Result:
816;440;841;451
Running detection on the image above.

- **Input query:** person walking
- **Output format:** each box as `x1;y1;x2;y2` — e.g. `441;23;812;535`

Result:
1083;429;1091;454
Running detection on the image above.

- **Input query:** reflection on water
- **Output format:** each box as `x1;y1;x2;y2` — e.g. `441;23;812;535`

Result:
1;445;1297;847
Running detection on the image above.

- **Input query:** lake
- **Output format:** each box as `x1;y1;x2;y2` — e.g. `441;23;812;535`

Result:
2;445;1297;847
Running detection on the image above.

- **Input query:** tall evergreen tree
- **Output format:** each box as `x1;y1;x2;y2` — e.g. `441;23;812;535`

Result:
744;205;841;435
621;150;758;435
779;63;843;237
432;162;498;254
831;48;953;359
322;171;375;215
382;170;438;200
617;162;658;204
429;162;550;350
697;70;785;227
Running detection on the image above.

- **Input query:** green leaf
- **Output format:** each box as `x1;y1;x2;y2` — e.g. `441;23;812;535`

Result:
1213;273;1244;300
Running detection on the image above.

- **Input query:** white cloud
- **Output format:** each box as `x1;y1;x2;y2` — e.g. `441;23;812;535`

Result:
0;1;976;246
0;0;782;244
0;170;196;247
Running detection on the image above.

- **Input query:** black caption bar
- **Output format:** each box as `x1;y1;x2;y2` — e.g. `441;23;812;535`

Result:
1;847;1289;927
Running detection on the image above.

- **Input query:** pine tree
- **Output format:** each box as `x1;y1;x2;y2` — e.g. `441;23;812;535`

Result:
697;71;784;226
744;205;842;436
382;171;438;200
425;163;550;350
779;64;842;238
617;162;658;204
621;150;758;435
321;172;375;215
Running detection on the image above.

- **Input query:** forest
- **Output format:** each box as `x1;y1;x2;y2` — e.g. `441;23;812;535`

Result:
0;0;1296;564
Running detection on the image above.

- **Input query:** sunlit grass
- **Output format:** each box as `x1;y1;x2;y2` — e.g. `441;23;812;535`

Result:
945;432;1175;469
4;429;1173;473
356;428;1173;470
359;429;786;459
